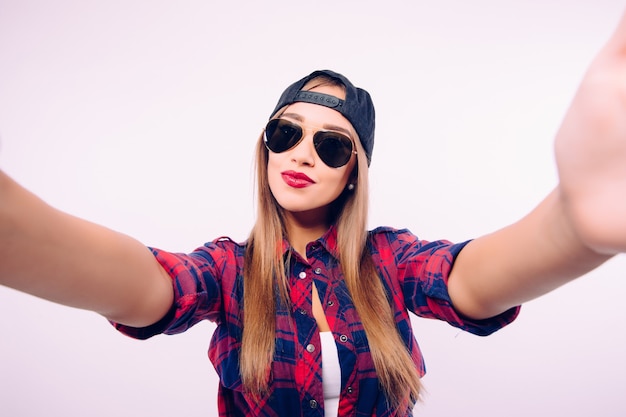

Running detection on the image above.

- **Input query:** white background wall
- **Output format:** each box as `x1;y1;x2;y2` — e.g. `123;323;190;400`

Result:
1;1;625;416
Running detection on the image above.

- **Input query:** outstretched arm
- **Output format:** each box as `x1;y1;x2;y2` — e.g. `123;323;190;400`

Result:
448;10;626;319
448;188;610;319
0;171;174;327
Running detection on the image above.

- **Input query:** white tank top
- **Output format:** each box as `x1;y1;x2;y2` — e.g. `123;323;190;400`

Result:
320;331;341;417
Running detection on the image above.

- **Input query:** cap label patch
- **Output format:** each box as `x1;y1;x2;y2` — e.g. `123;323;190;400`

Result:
294;91;344;109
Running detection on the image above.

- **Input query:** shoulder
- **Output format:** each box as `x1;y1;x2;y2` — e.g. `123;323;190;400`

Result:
367;226;420;248
210;236;248;251
366;227;423;268
368;226;414;238
154;236;248;268
191;236;248;264
367;226;467;259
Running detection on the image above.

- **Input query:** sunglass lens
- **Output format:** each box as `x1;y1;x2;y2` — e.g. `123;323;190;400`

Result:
265;119;302;153
314;133;353;168
265;119;354;168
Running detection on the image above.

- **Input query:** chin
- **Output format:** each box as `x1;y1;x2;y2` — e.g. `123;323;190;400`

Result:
279;202;324;214
279;201;332;219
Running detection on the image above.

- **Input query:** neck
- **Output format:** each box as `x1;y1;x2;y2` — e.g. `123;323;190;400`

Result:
284;209;330;256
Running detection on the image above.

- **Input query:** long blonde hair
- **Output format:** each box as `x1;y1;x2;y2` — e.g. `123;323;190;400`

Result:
241;76;421;413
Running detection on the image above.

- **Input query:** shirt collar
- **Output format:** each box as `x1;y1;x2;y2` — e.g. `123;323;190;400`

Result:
280;225;339;259
317;225;339;257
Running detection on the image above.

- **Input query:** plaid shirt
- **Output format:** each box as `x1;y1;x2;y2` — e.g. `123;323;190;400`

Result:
114;226;519;417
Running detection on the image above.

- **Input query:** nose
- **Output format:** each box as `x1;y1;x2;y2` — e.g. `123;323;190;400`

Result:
288;132;316;166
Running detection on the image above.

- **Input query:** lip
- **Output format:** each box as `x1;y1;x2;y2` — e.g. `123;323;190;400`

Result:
281;170;315;188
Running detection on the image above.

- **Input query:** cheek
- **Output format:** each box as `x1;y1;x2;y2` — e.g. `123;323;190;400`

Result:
324;169;352;199
336;174;351;194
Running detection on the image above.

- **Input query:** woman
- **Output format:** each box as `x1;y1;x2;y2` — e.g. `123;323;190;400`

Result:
2;13;626;417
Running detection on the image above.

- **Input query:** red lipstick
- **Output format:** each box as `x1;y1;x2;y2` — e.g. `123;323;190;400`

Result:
281;171;315;188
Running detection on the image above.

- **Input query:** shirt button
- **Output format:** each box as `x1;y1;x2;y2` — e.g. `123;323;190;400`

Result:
346;386;353;394
327;300;334;306
314;267;322;274
298;271;307;279
339;334;348;343
309;399;318;409
306;344;315;353
299;308;307;315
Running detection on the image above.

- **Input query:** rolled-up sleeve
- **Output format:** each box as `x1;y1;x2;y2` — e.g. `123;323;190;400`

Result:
374;227;519;336
112;240;236;340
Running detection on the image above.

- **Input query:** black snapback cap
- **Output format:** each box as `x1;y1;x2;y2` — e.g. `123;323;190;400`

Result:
269;69;375;165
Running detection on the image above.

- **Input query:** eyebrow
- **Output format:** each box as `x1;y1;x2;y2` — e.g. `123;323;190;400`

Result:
281;112;354;138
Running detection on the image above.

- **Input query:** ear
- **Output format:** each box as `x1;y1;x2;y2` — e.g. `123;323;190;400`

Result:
346;172;357;191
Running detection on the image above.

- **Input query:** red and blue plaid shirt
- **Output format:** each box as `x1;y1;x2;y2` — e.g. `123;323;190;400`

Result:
114;226;519;416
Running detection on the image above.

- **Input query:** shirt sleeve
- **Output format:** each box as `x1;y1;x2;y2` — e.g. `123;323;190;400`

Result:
376;227;520;336
111;240;239;340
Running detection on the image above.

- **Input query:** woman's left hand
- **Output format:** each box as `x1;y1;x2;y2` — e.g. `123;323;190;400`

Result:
555;11;626;254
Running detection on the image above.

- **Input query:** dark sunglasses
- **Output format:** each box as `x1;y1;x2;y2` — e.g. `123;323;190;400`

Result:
264;118;357;168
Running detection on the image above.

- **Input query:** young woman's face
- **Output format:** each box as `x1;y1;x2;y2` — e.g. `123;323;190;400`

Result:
267;84;357;222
